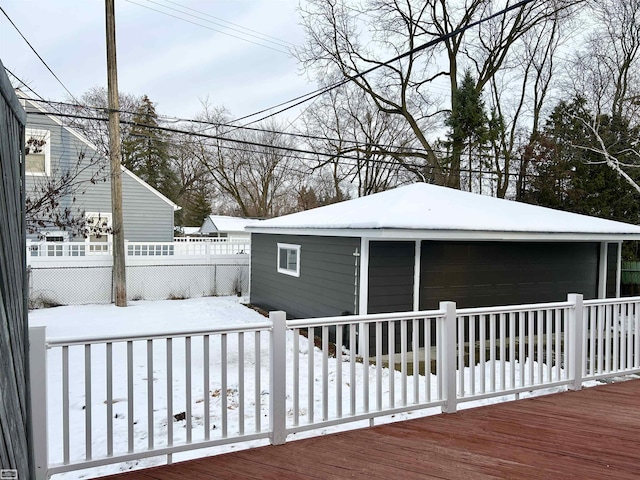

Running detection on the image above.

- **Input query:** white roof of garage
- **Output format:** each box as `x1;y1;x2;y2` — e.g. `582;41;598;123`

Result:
247;183;640;241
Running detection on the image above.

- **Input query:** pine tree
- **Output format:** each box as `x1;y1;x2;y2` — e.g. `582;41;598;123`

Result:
445;70;490;190
122;95;179;201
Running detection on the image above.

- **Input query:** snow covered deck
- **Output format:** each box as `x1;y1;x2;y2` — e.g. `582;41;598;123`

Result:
97;378;640;479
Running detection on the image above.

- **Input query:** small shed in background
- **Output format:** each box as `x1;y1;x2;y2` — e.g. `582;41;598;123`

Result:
248;183;640;319
200;215;255;241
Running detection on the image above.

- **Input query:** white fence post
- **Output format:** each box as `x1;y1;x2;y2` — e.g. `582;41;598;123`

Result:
568;293;584;391
440;301;457;414
269;311;287;445
29;326;48;480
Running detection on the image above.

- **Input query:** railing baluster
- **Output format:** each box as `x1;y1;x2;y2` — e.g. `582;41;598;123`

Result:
349;324;356;416
555;309;561;381
322;326;329;421
293;328;299;426
166;338;173;448
537;310;543;383
400;319;407;406
546;311;552;382
307;328;314;423
62;346;70;464
186;336;192;442
613;304;619;372
478;315;487;393
635;302;640;369
147;339;154;450
388;320;395;408
412;318;419;404
362;322;369;413
518;312;525;387
376;322;382;410
458;316;465;397
528;311;535;385
425;318;431;402
499;313;506;390
85;344;92;460
220;334;227;437
605;305;612;372
238;332;245;435
106;342;113;457
127;341;134;453
336;325;343;418
490;314;496;392
203;335;210;440
254;331;261;432
509;313;516;389
471;315;477;395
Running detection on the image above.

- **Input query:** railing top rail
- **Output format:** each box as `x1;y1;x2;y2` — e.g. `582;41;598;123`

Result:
46;321;271;347
584;296;640;307
456;300;573;317
286;308;446;329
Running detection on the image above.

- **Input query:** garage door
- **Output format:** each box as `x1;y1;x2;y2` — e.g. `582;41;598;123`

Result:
419;241;599;309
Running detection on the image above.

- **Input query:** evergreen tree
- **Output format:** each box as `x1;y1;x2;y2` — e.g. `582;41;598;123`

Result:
122;95;179;201
445;70;490;191
522;97;640;225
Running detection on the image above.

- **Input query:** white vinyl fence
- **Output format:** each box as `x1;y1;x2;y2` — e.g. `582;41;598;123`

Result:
26;241;250;306
29;294;640;479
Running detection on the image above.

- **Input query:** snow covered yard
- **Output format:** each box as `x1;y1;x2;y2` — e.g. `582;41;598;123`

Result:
30;296;595;479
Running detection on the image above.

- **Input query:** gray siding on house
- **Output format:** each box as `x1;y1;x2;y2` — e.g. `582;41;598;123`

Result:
368;241;415;314
0;64;33;478
250;234;360;318
420;241;599;309
24;107;175;241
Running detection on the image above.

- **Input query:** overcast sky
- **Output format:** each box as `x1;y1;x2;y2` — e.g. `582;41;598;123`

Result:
0;0;313;121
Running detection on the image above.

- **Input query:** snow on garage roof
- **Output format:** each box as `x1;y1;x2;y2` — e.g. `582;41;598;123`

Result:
248;183;640;241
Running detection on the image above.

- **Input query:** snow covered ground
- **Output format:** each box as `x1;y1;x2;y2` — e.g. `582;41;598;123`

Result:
30;296;602;479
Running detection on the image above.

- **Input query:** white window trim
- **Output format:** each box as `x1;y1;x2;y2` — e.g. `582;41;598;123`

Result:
25;128;51;176
85;212;113;243
277;243;301;277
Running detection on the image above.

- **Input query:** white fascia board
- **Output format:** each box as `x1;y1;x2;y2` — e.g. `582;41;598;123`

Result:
22;96;101;152
246;227;640;242
121;166;181;211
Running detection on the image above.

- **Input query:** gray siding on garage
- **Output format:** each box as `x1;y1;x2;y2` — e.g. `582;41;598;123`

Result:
420;241;599;309
24;108;175;241
250;234;360;318
368;241;415;314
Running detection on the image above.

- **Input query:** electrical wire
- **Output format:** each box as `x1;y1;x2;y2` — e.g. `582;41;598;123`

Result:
0;6;79;103
126;0;290;55
228;0;538;126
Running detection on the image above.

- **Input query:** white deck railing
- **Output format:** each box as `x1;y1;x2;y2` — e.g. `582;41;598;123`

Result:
29;294;640;479
26;239;250;258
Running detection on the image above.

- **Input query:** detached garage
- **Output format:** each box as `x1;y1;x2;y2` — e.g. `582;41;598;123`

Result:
248;183;640;318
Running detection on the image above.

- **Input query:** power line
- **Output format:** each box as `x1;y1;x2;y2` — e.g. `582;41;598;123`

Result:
0;5;79;103
154;0;295;47
126;0;290;55
24;95;459;158
228;0;538;127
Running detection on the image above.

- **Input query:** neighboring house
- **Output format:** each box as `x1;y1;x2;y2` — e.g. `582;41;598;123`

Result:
248;183;640;320
0;60;33;478
21;93;179;242
200;215;255;241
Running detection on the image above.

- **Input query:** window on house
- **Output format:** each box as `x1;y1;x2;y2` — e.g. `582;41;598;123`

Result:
85;212;112;254
277;243;300;277
25;129;51;176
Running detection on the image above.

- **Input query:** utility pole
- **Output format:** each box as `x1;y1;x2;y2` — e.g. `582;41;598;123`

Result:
105;0;127;306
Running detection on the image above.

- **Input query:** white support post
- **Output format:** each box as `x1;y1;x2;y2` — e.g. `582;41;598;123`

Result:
269;311;287;445
413;240;421;311
598;242;608;299
29;326;48;480
358;238;369;316
616;241;622;298
440;301;457;414
568;294;584;391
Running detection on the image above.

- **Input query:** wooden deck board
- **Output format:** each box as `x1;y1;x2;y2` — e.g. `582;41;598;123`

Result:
97;380;640;480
